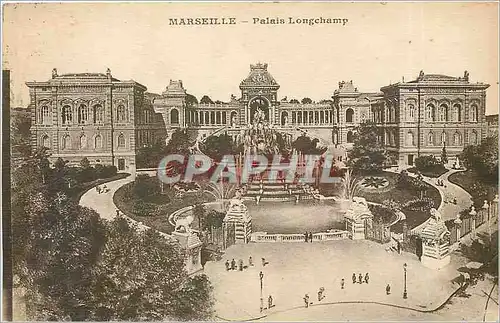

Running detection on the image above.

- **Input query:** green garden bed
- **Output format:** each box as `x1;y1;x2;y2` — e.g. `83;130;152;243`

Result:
358;171;441;230
113;177;215;234
407;166;448;178
448;170;498;208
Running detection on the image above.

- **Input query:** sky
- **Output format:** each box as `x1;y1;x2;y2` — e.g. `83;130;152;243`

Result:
2;2;499;114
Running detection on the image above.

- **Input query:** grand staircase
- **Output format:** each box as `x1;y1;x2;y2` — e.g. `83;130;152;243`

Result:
241;176;315;203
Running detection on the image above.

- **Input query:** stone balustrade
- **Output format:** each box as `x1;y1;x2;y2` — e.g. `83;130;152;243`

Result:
250;230;349;243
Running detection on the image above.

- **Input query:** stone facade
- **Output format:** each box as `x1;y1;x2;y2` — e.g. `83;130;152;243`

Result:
26;69;165;173
377;71;489;166
27;66;490;170
485;114;498;138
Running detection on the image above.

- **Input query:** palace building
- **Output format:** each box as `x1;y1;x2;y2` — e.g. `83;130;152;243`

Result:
27;69;165;173
27;64;490;172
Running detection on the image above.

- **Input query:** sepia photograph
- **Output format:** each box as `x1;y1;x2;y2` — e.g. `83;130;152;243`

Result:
2;2;499;321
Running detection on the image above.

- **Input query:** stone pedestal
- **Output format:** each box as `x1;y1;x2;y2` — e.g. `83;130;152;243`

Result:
171;231;203;275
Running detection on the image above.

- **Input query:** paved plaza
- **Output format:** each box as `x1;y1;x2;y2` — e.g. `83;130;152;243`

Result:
78;172;497;322
204;240;462;321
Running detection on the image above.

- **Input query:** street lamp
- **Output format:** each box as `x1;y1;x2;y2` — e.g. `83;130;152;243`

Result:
403;263;408;299
259;271;264;312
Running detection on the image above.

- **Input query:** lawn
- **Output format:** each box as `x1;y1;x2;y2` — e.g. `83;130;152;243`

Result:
448;170;498;207
113;177;216;234
357;171;441;231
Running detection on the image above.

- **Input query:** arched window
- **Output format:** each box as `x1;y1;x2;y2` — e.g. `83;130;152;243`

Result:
117;134;126;148
93;104;104;123
407;132;414;146
79;134;87;149
62;135;71;149
78;104;88;124
62;105;72;125
281;111;288;126
453;104;462;122
230;111;237;126
453;132;462;146
346;131;354;143
94;135;103;149
42;135;50;148
169;109;179;124
117;105;126;122
346;108;354;123
39;105;50;124
428;132;434;146
438;104;448;122
408;104;415;121
426;104;436;122
470;131;478;145
470;104;478;122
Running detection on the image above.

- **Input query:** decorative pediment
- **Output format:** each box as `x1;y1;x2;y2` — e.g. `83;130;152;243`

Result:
240;63;280;89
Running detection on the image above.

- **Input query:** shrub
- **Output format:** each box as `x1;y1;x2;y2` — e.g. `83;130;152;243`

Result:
368;204;395;223
415;155;441;170
402;197;435;212
101;165;117;178
133;200;157;217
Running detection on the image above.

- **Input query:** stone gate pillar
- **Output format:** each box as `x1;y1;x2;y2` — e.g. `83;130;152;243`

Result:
416;208;451;270
223;197;252;246
344;197;373;240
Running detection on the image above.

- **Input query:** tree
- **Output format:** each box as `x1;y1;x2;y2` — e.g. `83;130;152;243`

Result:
292;134;326;155
11;110;32;159
200;95;214;105
347;122;388;174
414;155;441;171
186;94;198;108
201;133;237;161
92;217;214;320
289;99;300;104
133;174;160;200
301;97;313;104
441;142;448;165
17;193;107;320
192;203;207;231
460;136;498;182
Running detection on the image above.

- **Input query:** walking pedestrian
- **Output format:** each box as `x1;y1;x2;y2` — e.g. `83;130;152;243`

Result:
364;273;369;284
303;294;309;308
317;287;325;301
309;232;313;242
386;284;391;295
249;256;254;266
238;259;244;271
231;258;236;270
225;260;230;271
268;295;273;309
116;209;120;217
341;278;345;289
96;186;100;194
358;273;363;284
305;231;309;242
352;273;357;284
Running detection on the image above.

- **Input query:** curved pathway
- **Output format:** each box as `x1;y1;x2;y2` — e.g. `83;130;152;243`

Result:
79;174;134;220
385;168;472;222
